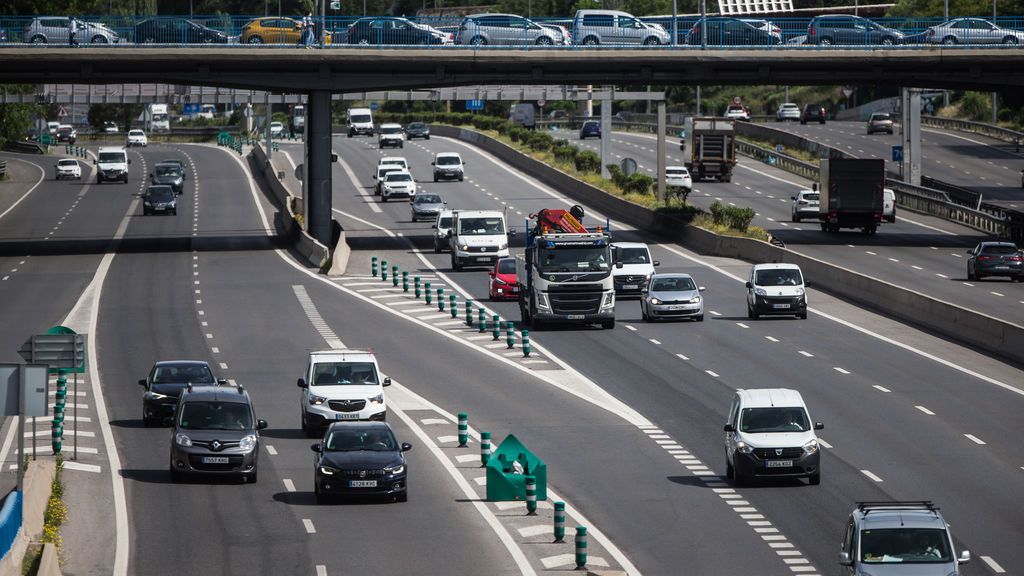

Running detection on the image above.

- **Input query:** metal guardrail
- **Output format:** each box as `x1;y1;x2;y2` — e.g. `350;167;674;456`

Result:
3;141;46;154
0;159;6;179
735;140;819;181
0;491;22;561
922;115;1024;148
886;179;1007;236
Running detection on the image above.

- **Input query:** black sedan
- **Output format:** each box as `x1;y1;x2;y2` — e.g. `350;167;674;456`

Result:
142;185;178;216
138;360;226;426
347;17;450;45
405;122;430;140
684;17;782;46
312;421;411;503
967;241;1024;281
134;18;228;44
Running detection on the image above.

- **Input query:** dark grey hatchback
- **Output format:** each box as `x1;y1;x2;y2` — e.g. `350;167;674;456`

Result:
966;241;1023;281
312;421;411;503
139;360;225;426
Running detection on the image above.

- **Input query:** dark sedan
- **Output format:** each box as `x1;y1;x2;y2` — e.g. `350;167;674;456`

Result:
579;120;601;140
800;103;827;124
684;17;782;46
134;18;228;44
347;17;451;45
405;122;430;140
139;360;226;426
966;241;1023;281
142;186;178;216
312;421;411;503
150;162;184;194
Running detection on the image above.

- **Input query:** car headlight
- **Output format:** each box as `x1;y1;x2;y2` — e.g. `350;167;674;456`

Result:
308;393;327;406
239;435;257;451
536;292;550;310
736;441;753;454
384;464;405;475
602;291;615;308
460;245;469;251
754;288;767;296
803;439;819;454
318;465;338;476
497;243;508;251
369;393;384;405
494;277;508;286
175;433;192;447
144;199;152;206
689;296;702;304
794;288;804;296
650;297;662;305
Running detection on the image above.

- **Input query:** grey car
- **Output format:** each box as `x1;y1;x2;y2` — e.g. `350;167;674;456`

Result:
571;9;670;46
457;13;562;46
640;273;705;321
150;162;184;194
169;384;268;483
925;18;1024;45
410;193;446;222
840;502;970;576
866;112;894;134
966;241;1024;281
808;15;904;46
22;17;120;44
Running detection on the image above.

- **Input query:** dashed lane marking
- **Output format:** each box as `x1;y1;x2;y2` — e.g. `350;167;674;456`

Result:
872;385;891;393
915;405;935;416
302;519;316;534
861;470;883;482
964;434;986;445
798;351;813;357
266;445;278;455
420;418;449;425
833;367;850;374
980;556;1006;574
63;461;102;473
283;479;296;492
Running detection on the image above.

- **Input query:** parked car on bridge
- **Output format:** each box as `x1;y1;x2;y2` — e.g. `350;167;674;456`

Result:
22;17;120;44
776;102;801;122
134;18;228;44
866;112;894;134
924;18;1024;45
241;16;332;45
348;17;451;45
571;9;670;46
807;15;904;46
456;13;563;46
738;18;783;43
684;17;783;46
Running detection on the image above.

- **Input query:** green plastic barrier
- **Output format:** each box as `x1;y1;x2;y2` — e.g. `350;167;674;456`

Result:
485;433;547;502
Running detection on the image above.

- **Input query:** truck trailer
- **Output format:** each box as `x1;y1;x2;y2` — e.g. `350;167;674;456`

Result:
683;117;736;182
818;158;886;234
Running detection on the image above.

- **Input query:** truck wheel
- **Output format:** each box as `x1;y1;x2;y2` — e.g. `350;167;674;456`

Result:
601;319;615;330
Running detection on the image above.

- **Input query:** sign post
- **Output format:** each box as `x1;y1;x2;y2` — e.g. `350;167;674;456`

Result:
1;364;49;492
18;330;87;459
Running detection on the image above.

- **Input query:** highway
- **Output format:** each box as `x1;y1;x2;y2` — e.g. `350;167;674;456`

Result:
550;128;1024;326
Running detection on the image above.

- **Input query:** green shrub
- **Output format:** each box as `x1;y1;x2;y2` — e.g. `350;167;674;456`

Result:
709;201;727;225
553;144;577;163
528;132;553;151
623;173;653;195
575;150;601;173
727;206;756;231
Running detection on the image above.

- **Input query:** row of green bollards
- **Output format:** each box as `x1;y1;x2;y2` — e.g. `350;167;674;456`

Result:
52;370;67;454
64;145;87;158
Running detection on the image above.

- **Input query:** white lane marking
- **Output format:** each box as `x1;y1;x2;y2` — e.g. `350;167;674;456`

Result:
455;454;478;463
420;418;449;425
302;519;316;534
817;439;833;449
283;478;296;492
915;406;935;416
991;291;1004;297
865;251;877;256
518;524;552;538
709;311;721;316
736;322;749;329
935;273;948;278
980;556;1006;573
910;265;922;270
62;461;102;473
833;367;850;374
436;435;458;444
676;353;689;361
266;445;278;455
861;470;883;482
649;339;661;345
316;566;328;576
964;434;986;445
293;285;344;349
219;362;228;370
765;336;779;342
626;325;637;331
888;258;899;263
798;351;814;357
706;370;719;378
872;385;891;393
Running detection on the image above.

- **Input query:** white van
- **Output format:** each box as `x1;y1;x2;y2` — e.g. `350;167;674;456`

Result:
432;152;465;182
448;209;513;270
347;107;374;137
611;242;660;296
746;263;807;319
882;188;896;223
95;146;130;184
510;103;535;129
297;349;391;437
724;388;823;486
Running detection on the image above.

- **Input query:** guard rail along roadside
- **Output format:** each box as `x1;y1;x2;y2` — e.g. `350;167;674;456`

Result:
430;123;1024;366
0;159;6;179
922;115;1024;148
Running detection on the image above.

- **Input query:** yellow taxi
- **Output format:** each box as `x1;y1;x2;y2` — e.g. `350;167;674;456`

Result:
240;17;332;45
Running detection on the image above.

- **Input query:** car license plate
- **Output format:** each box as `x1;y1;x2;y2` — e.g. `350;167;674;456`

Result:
477;257;490;262
567;314;584;320
201;456;229;464
772;303;790;309
667;306;683;311
335;413;360;420
349;480;377;488
995;266;1009;269
765;460;792;468
623;284;638;290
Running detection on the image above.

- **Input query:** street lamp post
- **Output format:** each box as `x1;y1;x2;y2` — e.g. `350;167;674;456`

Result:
671;0;677;46
992;0;998;123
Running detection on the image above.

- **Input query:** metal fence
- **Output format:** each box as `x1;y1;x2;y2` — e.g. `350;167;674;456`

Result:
922;115;1024;148
1;15;1024;49
0;159;6;179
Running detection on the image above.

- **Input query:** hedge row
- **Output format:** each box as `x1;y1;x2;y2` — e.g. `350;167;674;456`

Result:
606;164;654;195
709;201;756;232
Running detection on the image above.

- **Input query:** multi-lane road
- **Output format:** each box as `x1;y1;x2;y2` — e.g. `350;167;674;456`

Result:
0;118;1022;576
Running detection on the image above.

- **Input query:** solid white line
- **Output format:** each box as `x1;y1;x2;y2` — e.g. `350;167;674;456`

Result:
964;433;986;445
980;556;1006;574
861;470;884;482
316;566;328;576
302;518;316;534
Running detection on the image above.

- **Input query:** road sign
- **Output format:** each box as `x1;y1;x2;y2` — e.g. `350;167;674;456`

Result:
370;102;379;111
842;87;854;98
466;99;484;111
18;333;86;372
330;0;340;8
183;103;200;116
58;106;68;117
620;157;638;176
537;99;546;108
892;145;903;162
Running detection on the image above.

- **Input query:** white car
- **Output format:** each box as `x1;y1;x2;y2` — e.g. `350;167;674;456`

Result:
374;163;405;196
665;166;692;190
433;209;454;253
380;169;416;202
432;152;465;182
103;121;119;133
378;123;405;149
269;121;284;137
126;129;148;147
55;158;82;180
297;349;391;437
883;187;896;223
378;156;408;170
724;388;822;486
790;188;820;222
724;104;750;121
611;242;659;296
776;103;801;122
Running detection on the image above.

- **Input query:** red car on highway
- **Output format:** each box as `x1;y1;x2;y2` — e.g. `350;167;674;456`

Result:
488;257;519;301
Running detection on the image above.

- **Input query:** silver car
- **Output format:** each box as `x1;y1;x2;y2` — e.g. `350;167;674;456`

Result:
457;13;562;46
640;273;705;321
791;188;820;222
571;9;670;46
925;17;1024;45
410;193;446;222
22;17;120;44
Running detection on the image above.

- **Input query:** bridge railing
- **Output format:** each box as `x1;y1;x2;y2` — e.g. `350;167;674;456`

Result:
922;115;1024;148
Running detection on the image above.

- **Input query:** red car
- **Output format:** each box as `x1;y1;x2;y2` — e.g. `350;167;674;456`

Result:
488;258;519;301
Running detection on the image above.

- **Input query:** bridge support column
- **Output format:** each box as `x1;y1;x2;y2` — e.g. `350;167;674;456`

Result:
656;100;666;203
304;90;333;246
600;98;611;179
900;88;921;186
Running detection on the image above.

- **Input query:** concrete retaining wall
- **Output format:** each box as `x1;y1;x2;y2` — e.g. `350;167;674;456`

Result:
0;460;56;576
434;124;1024;366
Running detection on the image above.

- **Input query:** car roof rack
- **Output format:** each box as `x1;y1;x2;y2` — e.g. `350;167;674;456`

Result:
856;501;939;515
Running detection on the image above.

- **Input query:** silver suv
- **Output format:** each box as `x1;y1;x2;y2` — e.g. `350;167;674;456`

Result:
457;13;562;46
840;501;970;576
571;10;669;46
22;17;120;44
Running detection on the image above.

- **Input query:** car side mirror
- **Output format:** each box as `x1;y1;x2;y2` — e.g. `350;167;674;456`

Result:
372;174;377;179
401;442;412;452
128;159;132;164
310;443;322;452
958;550;970;564
790;196;796;200
431;161;435;166
745;281;752;288
838;552;853;566
723;424;735;432
653;260;660;267
93;159;97;165
297;378;307;389
148;173;153;178
446;230;453;238
217;378;227;385
615;261;623;269
488;271;495;278
162;417;174;427
431;224;437;229
508;229;517;237
138;379;147;386
814;422;824;430
257;419;268;430
698;286;706;292
383;377;392;387
443;200;447;204
965;250;972;254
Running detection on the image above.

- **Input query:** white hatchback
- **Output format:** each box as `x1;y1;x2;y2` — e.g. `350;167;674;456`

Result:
127;129;148;147
55;158;82;180
380;169;416;202
790;189;820;222
665;166;692;190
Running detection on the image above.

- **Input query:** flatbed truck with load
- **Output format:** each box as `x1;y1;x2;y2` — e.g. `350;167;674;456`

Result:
818;158;885;234
684;117;736;182
516;206;616;330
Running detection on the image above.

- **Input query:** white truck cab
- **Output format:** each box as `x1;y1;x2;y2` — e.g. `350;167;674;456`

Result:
95;146;130;184
297;349;390;437
448;209;514;271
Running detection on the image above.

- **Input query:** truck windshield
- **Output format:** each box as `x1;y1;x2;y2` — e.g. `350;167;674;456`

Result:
152;114;168;121
860;528;951;563
538;246;610;273
98;152;125;163
311;362;379;386
754;269;802;286
351;114;371;124
458;217;504;236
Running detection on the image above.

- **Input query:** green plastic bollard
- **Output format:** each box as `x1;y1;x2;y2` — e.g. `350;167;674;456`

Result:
478;309;486;333
449;294;457;318
392;265;399;287
414;277;421;299
437;288;445;311
554;502;566;542
480;432;491;466
402;271;409;293
522;329;531;357
51;422;63;454
371;256;378;276
52;406;65;424
457;413;468;447
465;300;473;326
506;321;515;349
55;389;67;405
575;526;588;568
492;315;501;341
425;282;432;305
525;475;538;515
380;260;388;281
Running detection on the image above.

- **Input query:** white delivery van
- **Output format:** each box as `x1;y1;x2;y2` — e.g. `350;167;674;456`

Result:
95;146;130;184
447;209;514;271
347;107;374;137
297;349;391;437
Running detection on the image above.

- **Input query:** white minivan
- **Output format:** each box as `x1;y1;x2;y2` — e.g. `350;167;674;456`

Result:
448;209;513;270
746;263;807;319
347;107;374;137
95;146;130;184
297;349;391;437
882;187;896;223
